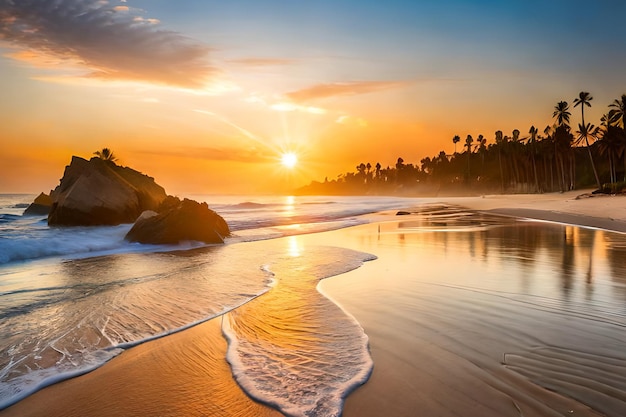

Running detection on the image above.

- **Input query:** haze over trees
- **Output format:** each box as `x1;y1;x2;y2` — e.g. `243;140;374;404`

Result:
298;92;626;196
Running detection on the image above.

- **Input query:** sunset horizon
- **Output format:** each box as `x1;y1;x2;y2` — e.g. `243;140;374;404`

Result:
1;1;625;195
3;3;626;415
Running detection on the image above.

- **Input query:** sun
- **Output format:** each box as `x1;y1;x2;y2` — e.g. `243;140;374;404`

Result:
281;152;298;169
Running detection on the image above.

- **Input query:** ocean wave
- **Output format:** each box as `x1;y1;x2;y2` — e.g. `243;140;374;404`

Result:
0;225;132;264
0;244;276;410
0;214;22;224
0;195;416;265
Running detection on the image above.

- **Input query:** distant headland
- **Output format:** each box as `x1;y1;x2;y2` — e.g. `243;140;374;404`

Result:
297;93;626;197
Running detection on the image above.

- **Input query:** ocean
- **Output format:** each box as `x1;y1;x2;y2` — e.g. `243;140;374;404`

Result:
0;193;416;411
4;194;626;416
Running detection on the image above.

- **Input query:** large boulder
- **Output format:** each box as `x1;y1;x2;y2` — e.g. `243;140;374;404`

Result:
48;156;167;226
23;192;53;216
125;198;230;244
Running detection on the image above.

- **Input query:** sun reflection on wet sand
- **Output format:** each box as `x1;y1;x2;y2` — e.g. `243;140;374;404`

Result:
314;208;626;417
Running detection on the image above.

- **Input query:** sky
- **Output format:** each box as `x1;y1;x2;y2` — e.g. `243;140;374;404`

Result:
1;0;625;195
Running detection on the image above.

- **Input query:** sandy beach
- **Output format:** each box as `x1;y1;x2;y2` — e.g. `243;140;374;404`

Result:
2;190;626;417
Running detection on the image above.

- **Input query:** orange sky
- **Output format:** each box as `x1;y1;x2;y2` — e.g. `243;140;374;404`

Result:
1;1;625;195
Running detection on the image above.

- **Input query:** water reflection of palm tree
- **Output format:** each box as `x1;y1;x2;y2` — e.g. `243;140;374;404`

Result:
560;228;575;297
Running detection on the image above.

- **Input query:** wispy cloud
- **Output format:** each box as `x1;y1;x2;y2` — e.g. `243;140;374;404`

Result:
0;0;217;88
270;101;326;115
285;81;409;102
244;94;327;115
336;115;368;127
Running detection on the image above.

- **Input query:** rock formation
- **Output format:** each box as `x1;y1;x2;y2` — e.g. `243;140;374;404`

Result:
23;192;53;216
47;156;167;226
125;198;230;244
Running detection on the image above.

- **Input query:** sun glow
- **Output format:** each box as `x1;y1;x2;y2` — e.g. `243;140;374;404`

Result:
281;152;298;169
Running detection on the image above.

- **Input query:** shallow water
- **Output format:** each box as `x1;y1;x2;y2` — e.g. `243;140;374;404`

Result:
0;194;413;409
317;207;626;416
0;245;276;408
3;202;626;416
223;245;375;417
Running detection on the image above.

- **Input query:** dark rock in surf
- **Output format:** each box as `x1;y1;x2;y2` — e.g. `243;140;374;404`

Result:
23;192;53;216
47;156;167;226
125;198;230;244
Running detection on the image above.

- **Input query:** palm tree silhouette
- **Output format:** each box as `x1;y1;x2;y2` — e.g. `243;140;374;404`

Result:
601;112;617;128
597;124;625;185
575;122;601;189
573;92;601;189
573;92;593;126
465;134;473;181
609;94;626;129
553;101;571;128
93;148;118;163
528;126;540;192
452;135;460;154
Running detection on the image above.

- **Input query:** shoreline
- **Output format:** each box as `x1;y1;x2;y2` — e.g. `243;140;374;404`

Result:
2;190;626;416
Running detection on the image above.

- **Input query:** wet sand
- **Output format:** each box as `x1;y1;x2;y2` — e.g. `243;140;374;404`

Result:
0;318;282;417
2;190;626;417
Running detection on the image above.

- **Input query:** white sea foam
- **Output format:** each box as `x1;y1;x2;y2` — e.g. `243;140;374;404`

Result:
0;195;415;266
222;246;376;417
0;194;413;410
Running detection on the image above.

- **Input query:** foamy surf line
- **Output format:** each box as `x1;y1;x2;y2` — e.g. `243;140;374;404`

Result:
0;286;273;411
221;245;376;417
0;242;280;411
0;215;369;266
0;239;378;415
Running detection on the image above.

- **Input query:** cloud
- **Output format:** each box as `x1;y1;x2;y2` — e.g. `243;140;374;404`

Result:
285;81;409;103
270;101;326;115
244;94;327;115
336;115;368;127
0;0;217;88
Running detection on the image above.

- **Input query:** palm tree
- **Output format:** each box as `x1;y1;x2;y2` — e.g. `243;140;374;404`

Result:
495;130;506;191
452;135;461;154
597;125;625;185
553;101;571;128
465;135;473;182
93;148;118;163
608;95;626;181
573;92;602;189
575;122;601;189
601;112;618;128
552;121;575;191
609;94;626;129
527;126;540;192
573;92;593;126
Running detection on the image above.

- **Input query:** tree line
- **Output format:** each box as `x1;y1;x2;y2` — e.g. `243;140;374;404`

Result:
297;92;626;196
